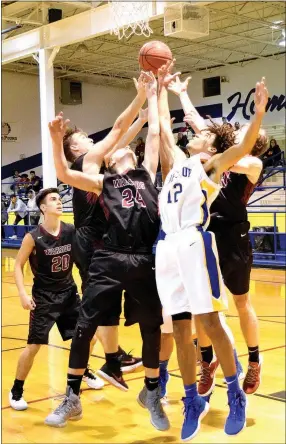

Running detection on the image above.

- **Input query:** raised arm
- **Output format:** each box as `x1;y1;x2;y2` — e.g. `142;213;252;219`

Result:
141;72;159;183
157;62;185;180
83;74;146;175
229;156;263;184
14;233;36;310
168;76;205;133
49;115;103;194
205;78;268;182
104;108;148;164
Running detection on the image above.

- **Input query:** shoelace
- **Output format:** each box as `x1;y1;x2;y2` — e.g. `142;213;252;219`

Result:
182;399;201;423
245;365;259;384
200;365;211;385
53;396;73;416
120;349;134;360
228;393;245;420
150;395;165;418
85;366;96;379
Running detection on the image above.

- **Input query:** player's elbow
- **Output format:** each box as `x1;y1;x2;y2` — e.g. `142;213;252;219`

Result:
113;117;127;137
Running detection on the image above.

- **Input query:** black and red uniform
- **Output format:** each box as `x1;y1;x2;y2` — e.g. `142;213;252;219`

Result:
28;222;80;344
208;171;256;295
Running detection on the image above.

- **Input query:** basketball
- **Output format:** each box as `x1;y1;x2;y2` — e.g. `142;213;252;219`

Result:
138;40;173;74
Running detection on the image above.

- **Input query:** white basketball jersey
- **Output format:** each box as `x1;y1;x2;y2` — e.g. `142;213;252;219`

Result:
159;155;221;234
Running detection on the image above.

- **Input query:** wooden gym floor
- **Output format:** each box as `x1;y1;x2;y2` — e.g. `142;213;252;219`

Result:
2;248;285;444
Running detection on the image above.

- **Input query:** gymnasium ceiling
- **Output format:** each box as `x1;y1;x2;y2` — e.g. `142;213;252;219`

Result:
1;1;286;88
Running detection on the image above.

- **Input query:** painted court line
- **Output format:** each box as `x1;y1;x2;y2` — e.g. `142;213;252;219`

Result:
2;344;286;410
1;368;179;410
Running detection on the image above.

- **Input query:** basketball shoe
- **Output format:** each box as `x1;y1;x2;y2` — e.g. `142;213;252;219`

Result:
137;386;170;431
83;366;105;389
181;395;209;441
97;363;128;391
45;387;82;427
224;389;247;435
9;389;28;411
117;347;143;373
243;355;263;394
198;358;219;396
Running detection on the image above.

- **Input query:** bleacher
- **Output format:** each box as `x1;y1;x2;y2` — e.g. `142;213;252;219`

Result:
2;154;286;267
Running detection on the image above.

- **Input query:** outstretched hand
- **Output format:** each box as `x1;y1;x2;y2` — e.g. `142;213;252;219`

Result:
133;72;147;98
157;59;181;88
48;112;70;144
141;71;158;97
168;75;191;96
254;77;269;115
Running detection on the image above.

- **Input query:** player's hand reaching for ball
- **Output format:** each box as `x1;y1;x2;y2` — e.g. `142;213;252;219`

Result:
168;75;192;96
48;112;70;144
133;72;147;99
254;77;269;115
141;71;158;97
157;59;181;88
20;293;36;310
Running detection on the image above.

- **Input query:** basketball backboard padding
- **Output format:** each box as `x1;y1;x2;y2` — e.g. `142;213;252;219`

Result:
164;2;209;40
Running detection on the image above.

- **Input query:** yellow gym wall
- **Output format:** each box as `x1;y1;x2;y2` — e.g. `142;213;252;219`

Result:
7;212;286;233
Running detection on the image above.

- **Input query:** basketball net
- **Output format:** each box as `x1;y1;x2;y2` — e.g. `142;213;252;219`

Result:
108;1;153;40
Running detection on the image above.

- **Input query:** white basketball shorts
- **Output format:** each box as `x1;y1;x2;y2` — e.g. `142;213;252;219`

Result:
155;227;228;316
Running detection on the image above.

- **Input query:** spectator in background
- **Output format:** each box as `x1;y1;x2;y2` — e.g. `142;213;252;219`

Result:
234;122;240;130
135;137;145;165
28;170;41;193
1;194;8;239
18;174;29;196
10;170;21;192
27;190;40;226
7;195;28;239
261;139;282;168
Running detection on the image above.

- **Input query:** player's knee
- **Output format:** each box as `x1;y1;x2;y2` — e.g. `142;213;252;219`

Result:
173;320;192;345
140;323;161;369
69;324;96;369
233;293;249;310
161;332;173;341
26;344;41;356
198;312;221;336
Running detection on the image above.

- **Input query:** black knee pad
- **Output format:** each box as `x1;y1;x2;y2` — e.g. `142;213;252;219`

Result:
69;323;97;369
139;322;161;369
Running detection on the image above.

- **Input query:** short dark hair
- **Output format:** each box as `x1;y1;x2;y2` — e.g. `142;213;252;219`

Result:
63;127;82;163
36;188;59;213
10;194;16;199
206;117;236;153
30;170;35;174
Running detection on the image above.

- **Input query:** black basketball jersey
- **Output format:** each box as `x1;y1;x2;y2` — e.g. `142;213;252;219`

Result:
29;222;75;291
100;165;160;253
210;172;256;225
70;154;106;240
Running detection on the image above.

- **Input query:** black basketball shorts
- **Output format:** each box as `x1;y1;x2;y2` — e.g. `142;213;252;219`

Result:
74;227;103;291
27;285;81;344
212;221;253;296
78;249;163;329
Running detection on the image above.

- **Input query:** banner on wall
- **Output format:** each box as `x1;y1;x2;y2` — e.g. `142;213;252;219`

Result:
1;121;22;142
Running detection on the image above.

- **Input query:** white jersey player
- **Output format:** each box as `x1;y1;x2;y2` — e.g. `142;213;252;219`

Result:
156;153;226;316
156;60;268;443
